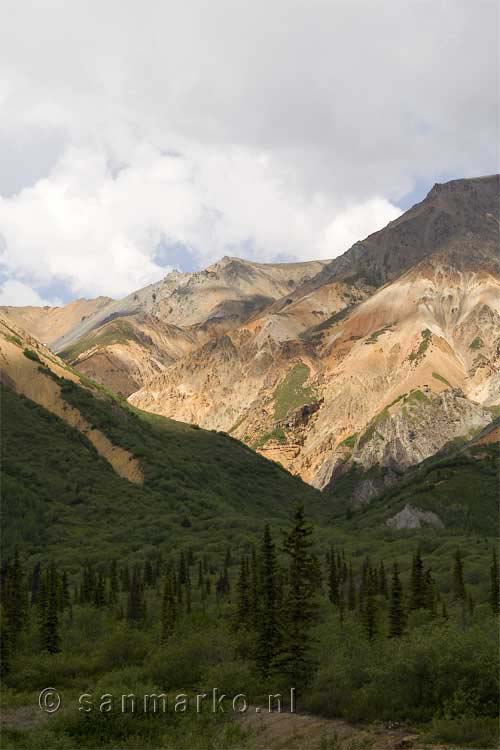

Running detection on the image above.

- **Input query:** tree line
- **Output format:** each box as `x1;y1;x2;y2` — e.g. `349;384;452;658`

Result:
1;509;498;691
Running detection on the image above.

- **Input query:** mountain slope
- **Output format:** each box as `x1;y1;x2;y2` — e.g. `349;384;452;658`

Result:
1;296;112;347
341;420;499;534
0;315;325;564
129;177;500;502
25;257;326;395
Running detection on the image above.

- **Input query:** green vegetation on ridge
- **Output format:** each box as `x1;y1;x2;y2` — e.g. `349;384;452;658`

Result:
1;381;323;567
273;363;316;420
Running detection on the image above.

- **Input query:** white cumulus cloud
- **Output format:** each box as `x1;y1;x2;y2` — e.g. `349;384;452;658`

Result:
0;0;496;303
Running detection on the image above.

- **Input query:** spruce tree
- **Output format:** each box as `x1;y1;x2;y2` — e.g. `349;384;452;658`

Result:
0;619;11;676
94;572;106;608
126;567;146;624
256;525;281;677
109;561;119;604
328;553;339;605
378;561;388;598
178;552;187;586
409;549;426;610
424;569;436;614
30;562;42;606
347;561;356;611
40;564;61;654
236;557;250;627
6;549;26;649
249;545;260;627
144;561;154;588
338;582;345;623
388;562;406;638
362;574;377;641
120;566;130;592
452;550;466;601
489;551;499;614
60;571;71;610
161;574;176;644
278;505;318;687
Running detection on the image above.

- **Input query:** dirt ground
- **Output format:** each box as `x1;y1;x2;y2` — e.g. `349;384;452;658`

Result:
239;708;448;750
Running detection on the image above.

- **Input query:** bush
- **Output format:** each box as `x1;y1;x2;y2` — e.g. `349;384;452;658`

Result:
23;348;41;363
306;613;499;724
146;626;234;690
95;622;151;673
423;717;499;748
201;660;259;701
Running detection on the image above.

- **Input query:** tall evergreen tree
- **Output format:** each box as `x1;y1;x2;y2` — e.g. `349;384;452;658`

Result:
256;525;281;677
161;574;176;644
40;564;61;654
490;550;499;614
109;561;119;604
144;561;154;588
5;549;26;649
362;574;377;641
178;552;188;586
236;557;251;627
409;549;426;610
60;571;71;610
0;618;11;676
126;567;146;624
249;545;260;627
388;562;406;638
94;572;106;608
338;581;346;623
30;562;42;606
452;550;466;601
359;556;371;606
347;561;356;611
278;505;318;687
378;561;388;598
424;569;436;614
119;565;130;592
328;552;339;605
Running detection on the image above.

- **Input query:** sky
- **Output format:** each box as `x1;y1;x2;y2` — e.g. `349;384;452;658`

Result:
0;0;497;305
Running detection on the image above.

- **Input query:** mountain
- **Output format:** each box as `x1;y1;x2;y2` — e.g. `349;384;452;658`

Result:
0;296;112;347
128;176;499;503
343;419;499;534
1;258;326;397
3;175;498;516
0;314;324;563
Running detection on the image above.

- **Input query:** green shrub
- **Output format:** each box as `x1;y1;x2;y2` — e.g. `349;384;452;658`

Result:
146;626;233;690
423;717;499;748
23;348;41;363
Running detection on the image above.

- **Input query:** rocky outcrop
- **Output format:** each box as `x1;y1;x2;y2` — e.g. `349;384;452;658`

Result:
386;504;444;529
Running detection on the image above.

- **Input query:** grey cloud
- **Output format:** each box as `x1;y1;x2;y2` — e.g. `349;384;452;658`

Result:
0;0;496;300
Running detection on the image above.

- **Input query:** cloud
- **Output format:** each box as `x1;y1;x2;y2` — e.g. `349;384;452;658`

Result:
0;279;61;307
0;143;403;298
0;0;496;302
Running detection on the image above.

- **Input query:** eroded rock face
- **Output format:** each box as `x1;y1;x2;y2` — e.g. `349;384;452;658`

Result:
128;177;499;499
386;504;444;529
276;401;324;430
4;176;500;506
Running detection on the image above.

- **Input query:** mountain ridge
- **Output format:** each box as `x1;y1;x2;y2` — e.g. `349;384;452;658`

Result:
2;174;498;509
